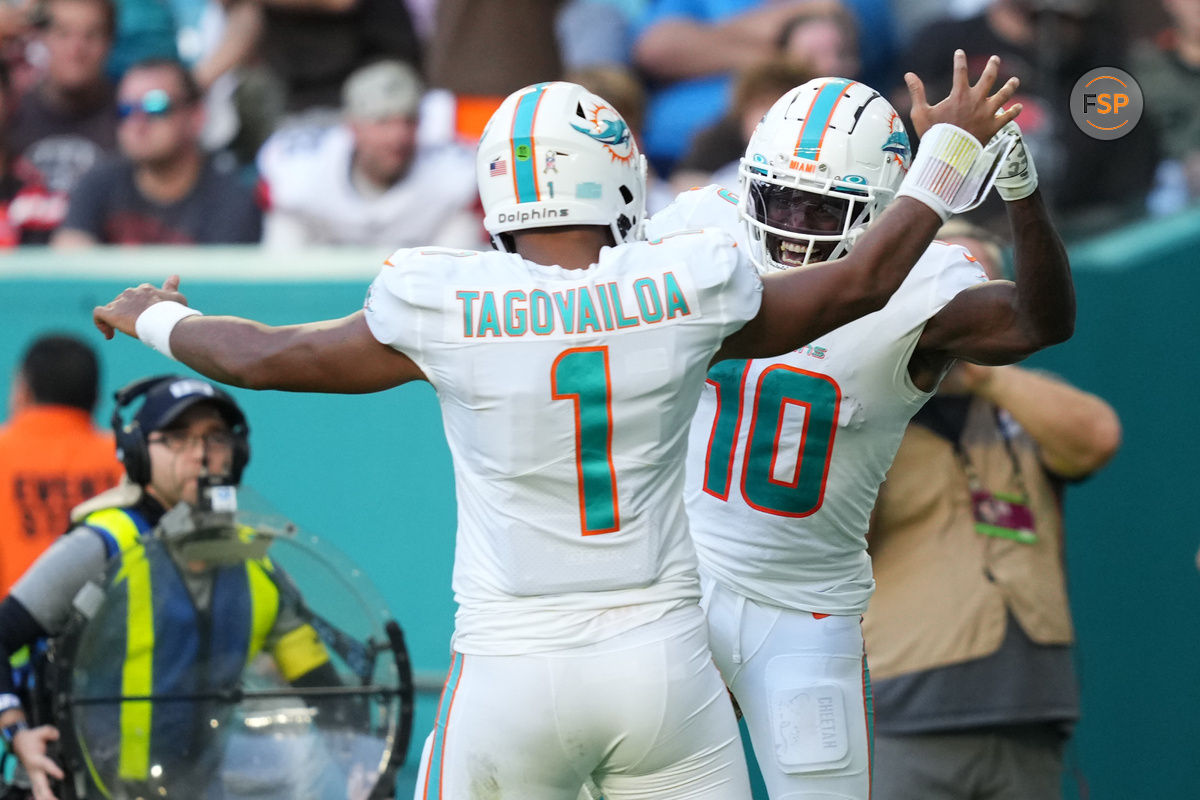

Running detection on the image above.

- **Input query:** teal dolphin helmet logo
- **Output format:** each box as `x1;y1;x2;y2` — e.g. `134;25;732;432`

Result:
571;117;630;148
570;102;635;164
882;130;910;162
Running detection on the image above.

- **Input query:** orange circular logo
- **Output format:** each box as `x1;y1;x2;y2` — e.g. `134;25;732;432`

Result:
1070;67;1143;140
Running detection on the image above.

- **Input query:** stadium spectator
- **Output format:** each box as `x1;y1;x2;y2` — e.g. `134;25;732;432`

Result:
92;59;1021;797
173;0;268;164
53;57;261;245
776;2;860;77
1;56;77;246
105;0;178;80
7;0;118;242
0;375;346;799
257;59;481;250
667;58;814;193
0;333;122;595
0;57;28;245
632;0;896;174
863;220;1122;800
0;0;37;93
897;0;1159;235
556;0;642;70
1133;0;1200;215
255;0;421;121
425;0;566;140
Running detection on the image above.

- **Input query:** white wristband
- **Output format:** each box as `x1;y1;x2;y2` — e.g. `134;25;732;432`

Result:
895;124;985;221
134;301;202;360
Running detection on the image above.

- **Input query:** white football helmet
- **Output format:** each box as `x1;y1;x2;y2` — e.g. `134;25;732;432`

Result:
739;78;912;272
477;82;647;251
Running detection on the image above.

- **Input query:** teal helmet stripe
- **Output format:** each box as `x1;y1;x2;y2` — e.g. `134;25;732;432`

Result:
511;83;550;203
794;78;856;161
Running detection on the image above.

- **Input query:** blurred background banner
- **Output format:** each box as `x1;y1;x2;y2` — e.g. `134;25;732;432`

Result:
2;216;1198;799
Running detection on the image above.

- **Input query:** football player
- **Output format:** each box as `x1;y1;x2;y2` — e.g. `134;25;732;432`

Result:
643;74;1072;800
92;56;1028;799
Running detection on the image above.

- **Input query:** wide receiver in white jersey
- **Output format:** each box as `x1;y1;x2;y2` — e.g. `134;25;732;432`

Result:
643;77;1074;799
92;56;1028;800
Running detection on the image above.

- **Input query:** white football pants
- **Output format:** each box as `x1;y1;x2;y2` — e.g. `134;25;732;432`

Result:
414;605;752;800
701;576;872;800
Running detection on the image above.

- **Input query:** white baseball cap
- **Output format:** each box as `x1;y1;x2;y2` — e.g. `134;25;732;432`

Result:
342;60;423;120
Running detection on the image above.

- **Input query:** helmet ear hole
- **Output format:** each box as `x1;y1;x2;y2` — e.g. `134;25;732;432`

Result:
616;214;633;240
619;185;633;204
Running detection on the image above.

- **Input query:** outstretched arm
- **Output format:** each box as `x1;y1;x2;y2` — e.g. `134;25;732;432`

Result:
914;127;1074;372
93;278;425;393
718;51;1021;361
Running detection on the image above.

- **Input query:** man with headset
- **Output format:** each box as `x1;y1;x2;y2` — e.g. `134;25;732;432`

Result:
0;374;340;800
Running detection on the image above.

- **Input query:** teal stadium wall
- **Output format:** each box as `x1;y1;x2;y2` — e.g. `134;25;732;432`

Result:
1;212;1198;798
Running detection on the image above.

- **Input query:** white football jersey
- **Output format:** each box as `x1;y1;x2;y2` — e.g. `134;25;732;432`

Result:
646;186;986;614
257;124;480;249
363;231;763;654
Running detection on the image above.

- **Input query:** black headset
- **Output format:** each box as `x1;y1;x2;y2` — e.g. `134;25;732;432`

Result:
111;375;251;486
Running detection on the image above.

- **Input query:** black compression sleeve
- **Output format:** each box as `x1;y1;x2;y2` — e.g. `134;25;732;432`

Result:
0;597;50;697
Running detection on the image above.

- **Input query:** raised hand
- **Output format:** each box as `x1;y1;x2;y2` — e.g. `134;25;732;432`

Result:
906;50;1021;144
93;275;188;340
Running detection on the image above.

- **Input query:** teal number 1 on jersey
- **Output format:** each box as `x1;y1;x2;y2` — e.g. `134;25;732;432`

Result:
552;347;620;535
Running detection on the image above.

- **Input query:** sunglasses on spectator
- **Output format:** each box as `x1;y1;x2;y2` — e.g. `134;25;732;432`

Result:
117;89;182;120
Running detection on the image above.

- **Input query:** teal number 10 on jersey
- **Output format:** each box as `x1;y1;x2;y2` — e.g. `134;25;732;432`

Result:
703;361;841;518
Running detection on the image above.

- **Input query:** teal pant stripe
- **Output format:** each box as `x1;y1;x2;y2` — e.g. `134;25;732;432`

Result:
425;652;464;800
863;652;874;790
512;84;549;202
795;78;853;160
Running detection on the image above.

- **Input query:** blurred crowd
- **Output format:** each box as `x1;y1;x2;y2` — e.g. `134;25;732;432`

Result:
0;0;1196;250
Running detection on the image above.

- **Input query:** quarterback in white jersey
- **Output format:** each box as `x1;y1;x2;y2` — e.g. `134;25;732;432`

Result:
93;61;1029;800
363;232;759;656
645;78;1074;799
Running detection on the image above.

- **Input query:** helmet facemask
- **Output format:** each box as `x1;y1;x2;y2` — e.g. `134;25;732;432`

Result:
737;78;910;273
740;165;886;271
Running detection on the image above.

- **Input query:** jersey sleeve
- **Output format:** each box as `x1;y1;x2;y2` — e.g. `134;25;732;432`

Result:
362;248;468;373
9;527;107;634
672;227;762;335
926;242;988;315
644;184;742;244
